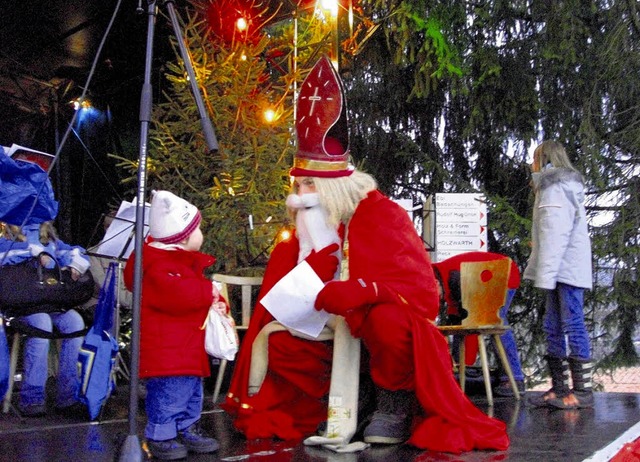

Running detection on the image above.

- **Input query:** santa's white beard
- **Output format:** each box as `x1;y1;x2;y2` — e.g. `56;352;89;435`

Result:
286;193;341;265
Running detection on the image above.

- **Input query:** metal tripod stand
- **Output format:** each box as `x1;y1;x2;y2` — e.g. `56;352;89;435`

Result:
119;1;218;460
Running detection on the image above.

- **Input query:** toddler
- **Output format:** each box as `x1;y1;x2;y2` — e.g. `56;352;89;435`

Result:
124;190;222;460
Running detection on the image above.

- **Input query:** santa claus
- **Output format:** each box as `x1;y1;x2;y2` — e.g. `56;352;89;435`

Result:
221;55;510;454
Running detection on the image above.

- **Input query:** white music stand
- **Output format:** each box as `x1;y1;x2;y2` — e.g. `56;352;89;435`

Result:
95;199;150;261
86;199;150;382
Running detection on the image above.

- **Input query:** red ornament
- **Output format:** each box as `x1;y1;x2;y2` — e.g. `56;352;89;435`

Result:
204;0;264;45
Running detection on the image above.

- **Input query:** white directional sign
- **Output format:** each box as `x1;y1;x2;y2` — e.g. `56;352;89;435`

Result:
434;193;487;261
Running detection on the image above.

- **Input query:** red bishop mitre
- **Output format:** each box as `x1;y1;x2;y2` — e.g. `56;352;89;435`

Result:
290;55;353;178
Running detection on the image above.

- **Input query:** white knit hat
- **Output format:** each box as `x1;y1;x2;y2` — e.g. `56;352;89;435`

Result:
148;190;202;244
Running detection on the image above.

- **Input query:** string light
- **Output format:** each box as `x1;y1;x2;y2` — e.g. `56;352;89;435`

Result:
263;108;276;123
236;17;248;32
278;228;291;241
319;0;338;17
71;98;92;111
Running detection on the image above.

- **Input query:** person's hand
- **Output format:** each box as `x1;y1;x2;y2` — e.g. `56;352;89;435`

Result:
314;279;378;315
61;268;82;281
212;282;221;302
211;301;227;315
70;268;81;281
62;267;81;281
39;254;53;268
304;243;340;282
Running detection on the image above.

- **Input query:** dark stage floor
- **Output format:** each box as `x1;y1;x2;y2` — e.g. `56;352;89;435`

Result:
1;380;639;462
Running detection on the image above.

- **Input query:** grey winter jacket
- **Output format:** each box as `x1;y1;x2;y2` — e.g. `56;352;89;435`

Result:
523;168;593;290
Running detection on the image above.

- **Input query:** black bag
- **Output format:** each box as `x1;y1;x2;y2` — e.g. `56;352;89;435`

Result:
0;252;95;316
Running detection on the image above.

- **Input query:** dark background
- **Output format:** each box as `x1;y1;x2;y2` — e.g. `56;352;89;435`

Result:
0;0;175;246
1;0;306;246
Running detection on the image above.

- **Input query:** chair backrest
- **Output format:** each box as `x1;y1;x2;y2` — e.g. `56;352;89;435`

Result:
459;258;511;328
212;274;263;329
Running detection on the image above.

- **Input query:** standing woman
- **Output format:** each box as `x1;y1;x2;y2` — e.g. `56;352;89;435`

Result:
525;140;594;409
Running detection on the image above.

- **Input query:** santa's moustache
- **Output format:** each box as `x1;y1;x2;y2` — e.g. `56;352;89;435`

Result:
286;193;341;272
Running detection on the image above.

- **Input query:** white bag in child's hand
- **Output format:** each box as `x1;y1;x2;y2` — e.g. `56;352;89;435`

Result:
202;304;239;361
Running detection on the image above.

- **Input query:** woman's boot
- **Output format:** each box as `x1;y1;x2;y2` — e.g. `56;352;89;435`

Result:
547;357;594;409
528;355;570;407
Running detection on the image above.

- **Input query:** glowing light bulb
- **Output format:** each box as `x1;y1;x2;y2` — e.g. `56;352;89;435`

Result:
320;0;338;16
263;108;276;123
71;98;92;111
236;17;248;32
279;229;291;241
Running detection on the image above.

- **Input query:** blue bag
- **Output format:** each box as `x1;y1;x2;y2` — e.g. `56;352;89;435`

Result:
77;262;119;420
0;150;58;225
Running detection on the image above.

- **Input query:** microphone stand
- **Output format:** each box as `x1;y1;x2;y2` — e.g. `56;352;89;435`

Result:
119;1;218;460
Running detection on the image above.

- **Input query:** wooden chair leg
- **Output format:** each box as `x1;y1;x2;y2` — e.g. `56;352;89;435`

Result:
477;335;494;407
3;333;20;413
212;359;227;404
492;334;520;400
458;337;466;392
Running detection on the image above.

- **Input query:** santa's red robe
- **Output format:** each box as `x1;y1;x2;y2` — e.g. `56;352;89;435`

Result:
222;190;509;453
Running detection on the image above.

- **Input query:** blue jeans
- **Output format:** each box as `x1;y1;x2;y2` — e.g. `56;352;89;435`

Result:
496;290;525;382
543;282;591;360
144;376;203;441
19;310;85;408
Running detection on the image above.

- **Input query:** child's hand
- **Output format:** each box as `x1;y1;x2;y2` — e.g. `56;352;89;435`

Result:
212;282;220;302
211;301;227;315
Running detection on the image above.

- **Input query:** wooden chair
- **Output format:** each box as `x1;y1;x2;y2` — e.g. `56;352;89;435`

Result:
437;258;521;406
2;314;87;414
2;318;28;414
211;273;263;404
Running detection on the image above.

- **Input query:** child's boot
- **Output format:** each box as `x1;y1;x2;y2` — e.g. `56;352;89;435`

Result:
146;438;188;460
178;421;219;453
548;357;594;409
528;355;570;407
